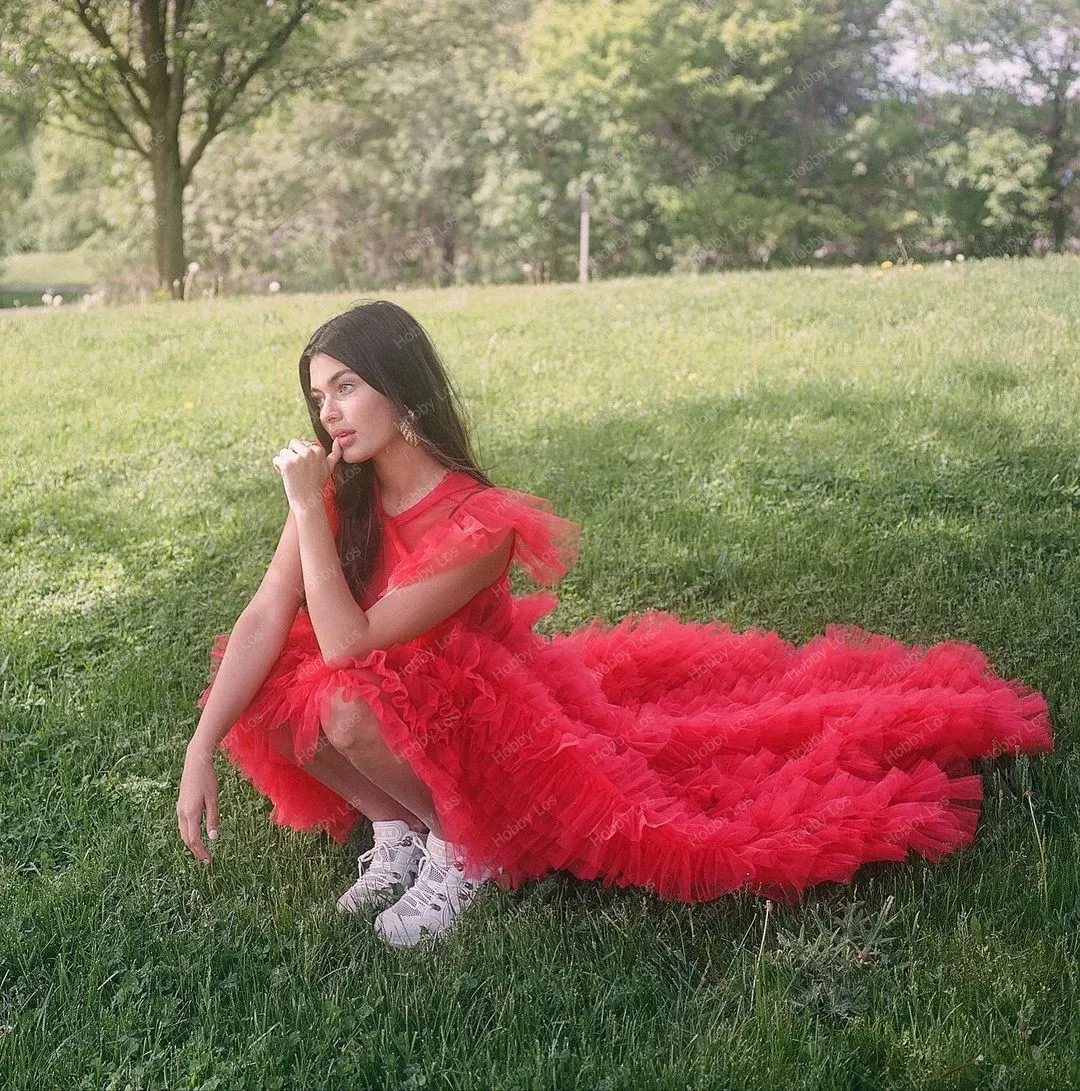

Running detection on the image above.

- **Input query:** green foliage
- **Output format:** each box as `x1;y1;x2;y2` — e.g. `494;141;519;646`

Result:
0;0;352;292
2;0;1076;294
181;0;521;290
935;126;1055;251
478;0;892;276
3;125;113;253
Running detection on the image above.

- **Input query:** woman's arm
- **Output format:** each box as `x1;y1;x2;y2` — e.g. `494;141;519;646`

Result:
292;495;370;661
178;508;304;862
293;492;516;662
185;604;295;757
188;506;305;756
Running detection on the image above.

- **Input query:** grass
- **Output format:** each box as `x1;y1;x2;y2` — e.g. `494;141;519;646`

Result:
0;248;101;286
1;255;1078;1088
0;249;100;307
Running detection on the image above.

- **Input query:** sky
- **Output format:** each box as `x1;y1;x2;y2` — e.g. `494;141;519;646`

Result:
879;0;1080;103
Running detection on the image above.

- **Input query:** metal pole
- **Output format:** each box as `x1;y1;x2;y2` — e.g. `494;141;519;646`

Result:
579;187;591;283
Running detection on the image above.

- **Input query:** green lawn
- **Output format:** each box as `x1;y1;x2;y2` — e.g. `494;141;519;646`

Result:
2;257;1078;1088
0;248;101;286
0;249;99;308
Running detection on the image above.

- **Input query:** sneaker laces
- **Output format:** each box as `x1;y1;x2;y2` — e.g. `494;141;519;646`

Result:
390;839;473;918
357;829;424;880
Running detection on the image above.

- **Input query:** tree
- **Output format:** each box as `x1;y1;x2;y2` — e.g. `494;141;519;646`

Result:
0;41;42;273
1;0;353;297
904;0;1080;252
935;124;1054;252
176;0;524;291
477;0;891;279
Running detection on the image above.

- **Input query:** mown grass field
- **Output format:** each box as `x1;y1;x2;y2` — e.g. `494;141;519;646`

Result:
1;256;1078;1089
0;249;99;309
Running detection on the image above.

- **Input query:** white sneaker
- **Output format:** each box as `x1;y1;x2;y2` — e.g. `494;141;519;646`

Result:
336;820;426;914
373;832;486;948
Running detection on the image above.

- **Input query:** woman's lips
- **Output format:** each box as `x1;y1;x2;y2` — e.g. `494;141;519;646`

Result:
334;431;356;445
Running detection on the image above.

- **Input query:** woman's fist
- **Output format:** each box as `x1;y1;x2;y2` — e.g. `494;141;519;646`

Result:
272;437;342;513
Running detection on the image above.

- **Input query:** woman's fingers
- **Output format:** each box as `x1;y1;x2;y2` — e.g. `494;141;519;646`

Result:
326;436;342;472
206;789;220;842
178;809;210;863
178;752;218;863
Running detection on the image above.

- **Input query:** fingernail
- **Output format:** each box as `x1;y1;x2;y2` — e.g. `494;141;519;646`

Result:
208;829;219;840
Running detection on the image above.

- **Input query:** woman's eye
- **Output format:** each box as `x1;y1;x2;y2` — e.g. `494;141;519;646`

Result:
314;383;351;410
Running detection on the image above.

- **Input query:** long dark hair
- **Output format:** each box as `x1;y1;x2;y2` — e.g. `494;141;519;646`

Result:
298;299;495;602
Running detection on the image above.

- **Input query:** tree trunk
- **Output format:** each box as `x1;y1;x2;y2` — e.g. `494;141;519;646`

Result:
798;80;816;172
151;135;187;298
439;225;456;286
1047;78;1070;254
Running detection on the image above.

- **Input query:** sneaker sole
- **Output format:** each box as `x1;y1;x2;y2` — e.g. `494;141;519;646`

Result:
373;919;443;948
336;879;415;915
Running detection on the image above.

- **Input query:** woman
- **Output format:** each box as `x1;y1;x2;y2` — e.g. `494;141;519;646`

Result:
178;299;1053;950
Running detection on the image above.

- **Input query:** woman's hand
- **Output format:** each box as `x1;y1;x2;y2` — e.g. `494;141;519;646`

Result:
177;745;220;864
272;437;342;514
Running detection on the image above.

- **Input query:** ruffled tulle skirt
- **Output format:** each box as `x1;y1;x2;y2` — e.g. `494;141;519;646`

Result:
197;601;1052;903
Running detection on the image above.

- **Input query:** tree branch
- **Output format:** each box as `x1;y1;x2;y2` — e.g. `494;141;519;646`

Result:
180;1;318;183
138;0;167;92
50;48;150;156
200;0;314;126
50;86;144;154
172;0;194;40
67;0;152;128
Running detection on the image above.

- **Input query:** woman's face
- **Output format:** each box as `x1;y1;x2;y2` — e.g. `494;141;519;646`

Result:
309;352;400;462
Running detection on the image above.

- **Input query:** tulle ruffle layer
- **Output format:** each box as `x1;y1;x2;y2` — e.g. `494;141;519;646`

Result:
384;484;582;593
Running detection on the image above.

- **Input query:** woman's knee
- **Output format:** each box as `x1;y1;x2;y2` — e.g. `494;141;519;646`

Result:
321;690;383;753
298;730;334;772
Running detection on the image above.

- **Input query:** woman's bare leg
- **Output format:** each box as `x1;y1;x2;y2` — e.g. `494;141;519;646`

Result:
322;692;446;839
302;731;425;831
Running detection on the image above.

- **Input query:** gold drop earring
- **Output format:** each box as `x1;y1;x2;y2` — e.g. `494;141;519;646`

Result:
398;408;421;446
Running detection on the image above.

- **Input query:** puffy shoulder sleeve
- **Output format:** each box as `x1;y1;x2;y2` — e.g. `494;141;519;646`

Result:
385;485;581;594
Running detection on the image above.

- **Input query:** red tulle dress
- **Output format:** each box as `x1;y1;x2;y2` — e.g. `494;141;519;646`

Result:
196;470;1053;903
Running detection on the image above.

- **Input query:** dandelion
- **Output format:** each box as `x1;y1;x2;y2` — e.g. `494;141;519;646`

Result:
52;295;63;306
871;270;884;279
268;281;281;293
41;292;53;305
913;263;923;271
956;253;965;263
880;260;893;269
943;259;952;268
187;261;200;274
